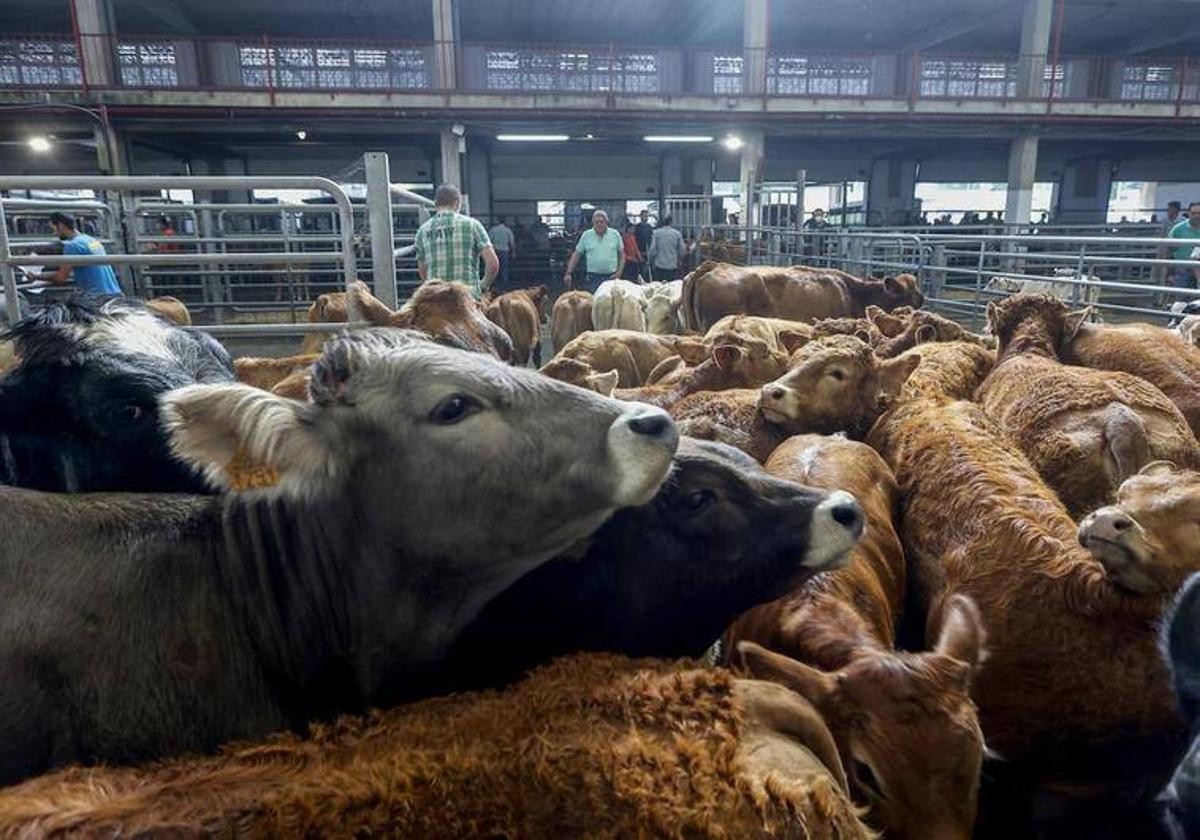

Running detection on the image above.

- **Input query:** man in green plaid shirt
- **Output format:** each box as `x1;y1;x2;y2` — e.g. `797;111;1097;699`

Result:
415;184;499;297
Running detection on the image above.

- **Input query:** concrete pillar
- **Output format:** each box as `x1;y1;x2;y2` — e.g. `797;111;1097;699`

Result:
93;122;129;176
432;0;457;89
1057;159;1114;224
1005;134;1039;226
743;0;768;95
439;128;464;191
738;131;764;227
1017;0;1053;98
660;153;684;207
465;143;491;221
72;0;117;87
364;152;397;309
866;157;918;226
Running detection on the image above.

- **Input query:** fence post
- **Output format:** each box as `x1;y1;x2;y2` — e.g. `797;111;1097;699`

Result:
364;152;398;309
0;201;20;324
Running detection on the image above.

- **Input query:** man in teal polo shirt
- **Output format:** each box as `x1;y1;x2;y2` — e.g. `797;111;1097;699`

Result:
41;212;122;296
1169;201;1200;289
562;210;624;294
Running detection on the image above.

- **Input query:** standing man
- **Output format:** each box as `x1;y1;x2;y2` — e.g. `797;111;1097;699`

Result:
634;210;654;270
563;210;624;294
1169;201;1200;289
415;184;499;297
647;215;686;281
488;216;516;292
40;212;121;295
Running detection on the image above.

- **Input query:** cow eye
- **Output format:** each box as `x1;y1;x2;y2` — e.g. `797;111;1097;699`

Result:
852;758;885;800
429;394;481;425
120;404;145;421
681;489;715;512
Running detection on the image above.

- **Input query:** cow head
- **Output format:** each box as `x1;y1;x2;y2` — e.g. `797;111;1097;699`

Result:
737;594;986;840
984;293;1081;356
812;317;881;347
1078;461;1200;594
539;356;619;396
0;297;233;493
706;339;790;388
392;280;514;362
874;310;987;359
645;293;683;335
757;336;919;435
1178;315;1200;348
878;273;925;311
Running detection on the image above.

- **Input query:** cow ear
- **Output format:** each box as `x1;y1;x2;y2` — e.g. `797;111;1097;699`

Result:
161;384;338;494
883;275;900;293
985;301;1000;335
778;328;810;354
1139;460;1177;478
934;594;987;678
1165;573;1200;721
713;344;745;370
586;369;619;397
915;323;938;345
877;353;920;398
735;641;838;708
349;280;395;325
1063;308;1091;342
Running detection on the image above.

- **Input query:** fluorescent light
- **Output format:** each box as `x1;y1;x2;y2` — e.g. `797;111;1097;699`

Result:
585;133;595;140
295;129;307;140
721;134;744;151
643;135;714;143
27;136;51;152
496;134;569;142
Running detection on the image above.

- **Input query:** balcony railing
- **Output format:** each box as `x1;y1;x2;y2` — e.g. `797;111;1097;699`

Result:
0;33;1197;109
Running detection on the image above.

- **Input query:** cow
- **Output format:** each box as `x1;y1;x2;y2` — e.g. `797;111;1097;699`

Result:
0;328;678;785
536;356;618;395
0;297;235;493
978;294;1198;518
299;280;396;354
727;435;986;840
592;278;648;332
668;389;789;464
1058;311;1200;439
703;314;813;356
644;279;684;334
985;270;1101;307
1159;573;1200;840
0;654;871;839
484;286;547;367
550;289;594;354
681;260;924;332
1178;315;1200;348
441;437;863;691
872;308;993;358
757;335;920;438
551;329;691;388
1078;461;1200;595
233;352;320;398
867;394;1187;814
616;338;790;410
897;340;997;402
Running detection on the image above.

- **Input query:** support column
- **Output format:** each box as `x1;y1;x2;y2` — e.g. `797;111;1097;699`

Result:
660;152;684;211
465;143;492;221
866;156;918;226
742;0;768;95
738;130;764;228
1016;0;1053;98
439;128;464;189
1005;134;1039;226
364;152;397;309
432;0;457;90
72;0;117;87
1056;159;1114;224
93;121;129;176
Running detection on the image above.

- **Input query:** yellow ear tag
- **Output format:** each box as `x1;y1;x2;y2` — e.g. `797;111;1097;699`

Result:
225;446;280;491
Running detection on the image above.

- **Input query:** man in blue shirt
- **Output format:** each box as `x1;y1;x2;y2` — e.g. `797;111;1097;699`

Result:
41;212;122;296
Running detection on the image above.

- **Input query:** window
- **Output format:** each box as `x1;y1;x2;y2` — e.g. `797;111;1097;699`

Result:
712;54;743;94
921;58;1018;99
0;39;82;87
117;42;179;87
768;54;871;96
483;48;658;93
1119;62;1198;102
238;45;429;90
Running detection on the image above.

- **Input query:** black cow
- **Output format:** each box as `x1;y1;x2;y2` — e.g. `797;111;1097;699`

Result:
0;329;678;785
1161;572;1200;839
440;437;863;692
0;297;234;493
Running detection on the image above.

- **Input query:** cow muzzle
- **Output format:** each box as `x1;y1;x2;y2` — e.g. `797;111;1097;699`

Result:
802;490;863;571
607;405;679;506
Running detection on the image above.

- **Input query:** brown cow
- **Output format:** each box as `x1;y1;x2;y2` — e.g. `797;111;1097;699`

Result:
536;357;618;395
703;314;813;355
550;290;594;355
668;389;790;463
553;329;687;388
233;353;320;398
391;281;514;362
811;316;885;348
867;395;1186;792
873;309;992;359
1078;461;1200;595
978;295;1198;517
299;280;395;354
614;341;788;411
144;295;191;326
897;340;996;402
757;335;920;437
682;260;924;332
485;286;546;367
1060;314;1200;439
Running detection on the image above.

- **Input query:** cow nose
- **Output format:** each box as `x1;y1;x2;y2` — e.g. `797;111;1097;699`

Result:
761;385;785;403
1081;508;1134;544
625;407;674;440
1110;515;1133;531
831;501;861;529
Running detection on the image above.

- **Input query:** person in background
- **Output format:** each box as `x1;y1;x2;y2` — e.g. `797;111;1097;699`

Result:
802;208;829;230
1154;201;1186;285
415;184;498;297
647;215;686;281
40;211;121;296
1168;201;1200;289
634;209;654;261
562;210;623;294
622;221;644;281
488;216;516;292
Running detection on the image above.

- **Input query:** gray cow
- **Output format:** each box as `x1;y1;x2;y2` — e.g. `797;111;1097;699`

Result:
0;329;677;785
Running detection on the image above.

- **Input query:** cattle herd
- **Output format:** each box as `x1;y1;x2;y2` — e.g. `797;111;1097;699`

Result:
0;258;1199;839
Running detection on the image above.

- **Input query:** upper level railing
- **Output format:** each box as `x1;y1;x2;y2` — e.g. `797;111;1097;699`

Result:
1;33;1197;107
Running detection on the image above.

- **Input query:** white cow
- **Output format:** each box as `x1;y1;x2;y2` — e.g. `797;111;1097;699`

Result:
644;280;684;335
985;268;1102;308
592;279;648;332
1177;315;1200;348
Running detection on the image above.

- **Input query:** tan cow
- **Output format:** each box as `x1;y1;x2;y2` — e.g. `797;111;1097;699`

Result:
896;341;996;402
300;280;395;354
681;260;924;332
729;434;985;840
703;314;813;356
979;294;1198;517
553;329;688;388
668;389;790;463
485;286;546;367
550;290;594;355
614;340;789;411
536;357;619;396
233;353;320;399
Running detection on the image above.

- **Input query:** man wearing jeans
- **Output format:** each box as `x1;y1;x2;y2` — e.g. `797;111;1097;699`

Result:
488;217;516;292
1169;201;1200;289
647;215;686;281
563;210;624;294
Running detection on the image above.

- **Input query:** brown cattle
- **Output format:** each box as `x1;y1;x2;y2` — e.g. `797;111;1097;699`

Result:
682;260;924;332
536;357;618;395
299;280;394;353
873;309;992;359
550;290;594;355
897;341;996;402
811;316;885;348
0;654;869;840
233;353;320;398
614;340;789;410
485;286;546;367
703;314;813;355
757;335;920;437
1078;461;1200;595
1060;316;1200;439
554;329;687;388
978;295;1198;517
391;280;514;362
144;295;191;326
867;395;1186;789
668;389;789;463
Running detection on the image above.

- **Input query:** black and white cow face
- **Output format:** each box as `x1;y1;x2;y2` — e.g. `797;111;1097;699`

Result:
0;298;234;493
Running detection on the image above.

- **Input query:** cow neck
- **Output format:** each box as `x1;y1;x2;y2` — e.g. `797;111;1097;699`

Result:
790;590;885;671
214;490;364;719
840;275;884;311
998;318;1059;363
